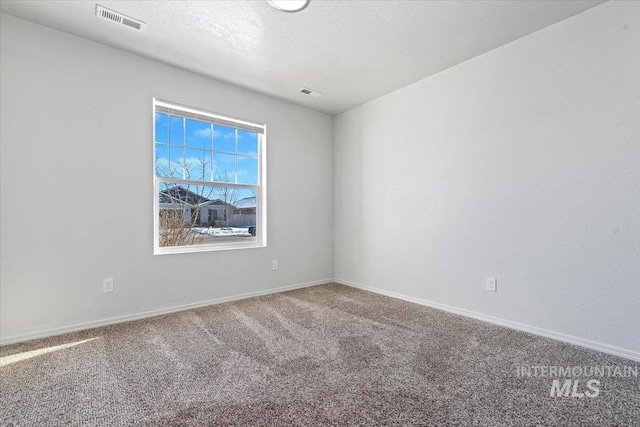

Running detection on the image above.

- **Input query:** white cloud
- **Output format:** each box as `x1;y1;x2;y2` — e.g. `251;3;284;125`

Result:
194;128;212;138
213;129;236;140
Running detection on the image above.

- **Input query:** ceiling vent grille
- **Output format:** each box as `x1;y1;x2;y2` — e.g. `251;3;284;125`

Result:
96;5;146;31
298;87;323;98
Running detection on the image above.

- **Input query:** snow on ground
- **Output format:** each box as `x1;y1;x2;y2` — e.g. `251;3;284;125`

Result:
192;227;251;237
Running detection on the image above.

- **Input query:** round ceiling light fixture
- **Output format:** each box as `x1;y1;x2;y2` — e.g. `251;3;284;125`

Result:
267;0;310;13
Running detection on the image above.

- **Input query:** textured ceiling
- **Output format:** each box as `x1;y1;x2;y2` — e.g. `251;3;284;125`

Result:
0;0;605;115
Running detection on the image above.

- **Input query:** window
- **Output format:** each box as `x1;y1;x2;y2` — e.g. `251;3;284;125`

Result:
153;99;266;254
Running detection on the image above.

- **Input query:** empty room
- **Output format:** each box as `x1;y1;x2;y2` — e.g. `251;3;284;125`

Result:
1;0;638;425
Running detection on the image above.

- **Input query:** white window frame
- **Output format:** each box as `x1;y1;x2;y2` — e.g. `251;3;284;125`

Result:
153;98;267;255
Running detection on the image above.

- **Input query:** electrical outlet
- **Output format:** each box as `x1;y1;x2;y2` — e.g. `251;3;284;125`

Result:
486;277;497;292
103;278;114;293
272;260;278;271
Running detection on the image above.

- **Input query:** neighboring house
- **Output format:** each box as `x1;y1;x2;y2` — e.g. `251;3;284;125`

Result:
159;186;233;226
234;196;256;213
233;196;256;227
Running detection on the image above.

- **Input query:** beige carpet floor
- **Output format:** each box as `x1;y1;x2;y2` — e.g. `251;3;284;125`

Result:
1;283;638;426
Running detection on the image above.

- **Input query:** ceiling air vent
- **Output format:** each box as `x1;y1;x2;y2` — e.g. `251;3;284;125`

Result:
298;87;323;98
96;5;146;31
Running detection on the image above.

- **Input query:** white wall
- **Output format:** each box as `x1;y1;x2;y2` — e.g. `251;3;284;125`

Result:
0;14;334;343
334;1;640;355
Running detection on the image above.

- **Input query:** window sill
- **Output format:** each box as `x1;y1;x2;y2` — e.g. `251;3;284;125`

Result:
154;241;266;255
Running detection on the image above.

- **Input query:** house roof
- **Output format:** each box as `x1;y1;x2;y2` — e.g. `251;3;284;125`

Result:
235;197;256;209
160;186;210;206
159;186;232;207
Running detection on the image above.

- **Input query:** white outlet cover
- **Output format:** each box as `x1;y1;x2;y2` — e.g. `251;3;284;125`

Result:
486;277;497;292
103;278;114;293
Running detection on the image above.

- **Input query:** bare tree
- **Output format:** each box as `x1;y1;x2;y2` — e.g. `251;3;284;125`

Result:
156;155;212;247
185;154;215;202
213;170;240;227
158;197;204;247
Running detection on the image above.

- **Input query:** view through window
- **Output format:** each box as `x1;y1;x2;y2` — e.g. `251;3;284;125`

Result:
153;99;265;254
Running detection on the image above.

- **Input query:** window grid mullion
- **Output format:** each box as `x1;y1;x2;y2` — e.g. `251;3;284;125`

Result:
210;123;214;182
182;117;186;180
155;176;258;190
234;128;238;184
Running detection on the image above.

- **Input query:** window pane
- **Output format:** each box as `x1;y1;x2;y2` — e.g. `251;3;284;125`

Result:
185;119;211;150
237;130;258;156
214;152;235;182
155;113;169;143
185;148;212;181
158;182;257;247
213;124;236;153
169;116;183;144
155;143;171;177
169;145;185;178
237;156;258;184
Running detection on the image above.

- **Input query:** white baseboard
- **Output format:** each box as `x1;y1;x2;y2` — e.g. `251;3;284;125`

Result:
335;278;640;363
0;279;331;346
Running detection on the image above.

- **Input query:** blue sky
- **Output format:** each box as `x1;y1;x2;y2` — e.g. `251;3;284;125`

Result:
154;113;258;185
